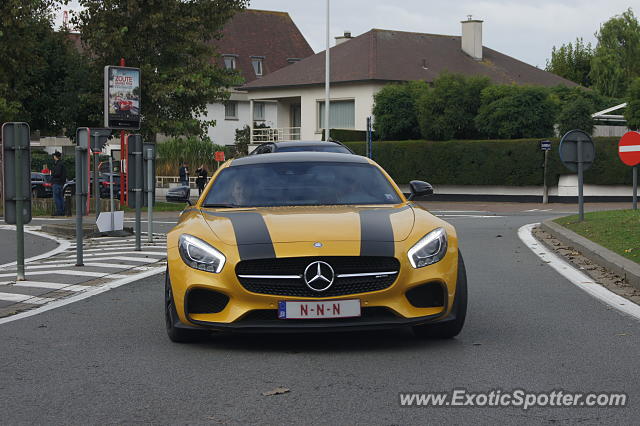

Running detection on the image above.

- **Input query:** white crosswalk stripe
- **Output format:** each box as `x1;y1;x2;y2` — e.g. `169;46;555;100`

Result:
0;281;91;292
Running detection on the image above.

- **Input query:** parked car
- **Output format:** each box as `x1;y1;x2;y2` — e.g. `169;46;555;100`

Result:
166;185;191;203
31;172;53;198
63;173;120;199
250;141;354;155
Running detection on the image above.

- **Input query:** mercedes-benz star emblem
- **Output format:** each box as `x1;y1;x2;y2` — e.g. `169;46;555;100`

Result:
303;261;335;292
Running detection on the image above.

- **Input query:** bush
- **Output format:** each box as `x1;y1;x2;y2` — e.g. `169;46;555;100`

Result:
416;73;491;140
156;137;235;176
321;129;376;142
343;138;631;186
475;85;557;139
31;153;75;179
372;81;428;140
557;96;596;136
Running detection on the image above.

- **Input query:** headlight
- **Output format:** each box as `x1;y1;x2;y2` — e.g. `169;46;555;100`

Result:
178;234;226;273
407;227;448;268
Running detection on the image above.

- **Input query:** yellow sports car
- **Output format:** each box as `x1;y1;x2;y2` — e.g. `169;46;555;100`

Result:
165;152;466;342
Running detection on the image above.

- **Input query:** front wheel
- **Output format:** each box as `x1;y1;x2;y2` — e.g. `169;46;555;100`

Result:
413;250;467;339
165;270;208;343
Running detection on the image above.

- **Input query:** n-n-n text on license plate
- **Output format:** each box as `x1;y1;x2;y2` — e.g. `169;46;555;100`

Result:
278;299;361;319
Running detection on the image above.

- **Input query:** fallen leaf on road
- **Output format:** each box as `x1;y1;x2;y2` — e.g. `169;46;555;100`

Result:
262;387;290;396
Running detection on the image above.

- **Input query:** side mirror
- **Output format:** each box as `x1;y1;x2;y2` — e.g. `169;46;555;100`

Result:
408;180;434;200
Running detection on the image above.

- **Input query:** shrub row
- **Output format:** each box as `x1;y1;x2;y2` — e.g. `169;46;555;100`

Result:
344;138;633;186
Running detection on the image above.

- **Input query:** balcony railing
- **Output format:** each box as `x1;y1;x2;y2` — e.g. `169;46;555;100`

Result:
252;127;301;143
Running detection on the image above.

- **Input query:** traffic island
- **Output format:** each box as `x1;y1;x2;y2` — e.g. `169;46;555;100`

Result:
539;212;640;290
41;223;133;238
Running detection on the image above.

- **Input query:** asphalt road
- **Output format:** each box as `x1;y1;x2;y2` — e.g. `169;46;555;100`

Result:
0;210;639;424
0;229;59;266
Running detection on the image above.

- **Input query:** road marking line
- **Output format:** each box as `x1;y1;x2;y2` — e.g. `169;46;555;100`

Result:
518;223;640;322
436;215;504;218
0;266;166;325
78;246;166;253
0;270;127;279
0;281;90;292
0;226;71;269
64;251;165;259
1;263;152;271
429;210;489;213
38;256;157;264
0;292;54;304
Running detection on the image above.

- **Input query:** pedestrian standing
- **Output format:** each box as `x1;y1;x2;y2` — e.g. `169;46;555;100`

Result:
50;151;66;216
179;161;189;187
195;164;208;195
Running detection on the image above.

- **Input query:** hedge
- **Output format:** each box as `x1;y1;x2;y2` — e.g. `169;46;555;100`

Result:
343;138;632;186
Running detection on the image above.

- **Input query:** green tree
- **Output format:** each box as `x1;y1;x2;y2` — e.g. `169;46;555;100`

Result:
372;81;428;140
557;96;596;136
590;8;640;97
72;0;248;141
0;0;89;133
625;77;640;130
475;85;557;139
416;73;491;141
545;38;593;87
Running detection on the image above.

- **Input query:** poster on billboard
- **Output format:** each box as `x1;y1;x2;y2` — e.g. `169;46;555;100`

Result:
104;66;141;130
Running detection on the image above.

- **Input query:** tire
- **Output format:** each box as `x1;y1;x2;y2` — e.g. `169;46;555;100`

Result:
165;269;208;343
413;250;467;339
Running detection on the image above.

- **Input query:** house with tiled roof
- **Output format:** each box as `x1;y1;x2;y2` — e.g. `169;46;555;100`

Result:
206;9;314;145
242;19;577;143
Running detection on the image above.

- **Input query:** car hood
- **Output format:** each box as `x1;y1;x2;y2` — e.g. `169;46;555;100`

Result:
199;205;415;245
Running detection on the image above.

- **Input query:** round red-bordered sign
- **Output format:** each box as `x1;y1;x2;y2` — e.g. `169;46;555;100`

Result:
619;131;640;166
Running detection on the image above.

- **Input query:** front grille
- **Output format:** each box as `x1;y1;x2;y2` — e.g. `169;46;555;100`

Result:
240;307;399;323
236;256;400;297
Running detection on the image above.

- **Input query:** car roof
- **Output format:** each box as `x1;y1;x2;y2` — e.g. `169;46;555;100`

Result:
231;152;369;166
270;141;343;147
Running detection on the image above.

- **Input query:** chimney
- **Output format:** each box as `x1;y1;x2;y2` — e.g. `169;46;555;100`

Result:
461;16;483;60
335;31;353;46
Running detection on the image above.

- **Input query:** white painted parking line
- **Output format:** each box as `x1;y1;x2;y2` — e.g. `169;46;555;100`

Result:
518;223;640;322
0;292;54;305
0;281;90;292
0;270;127;279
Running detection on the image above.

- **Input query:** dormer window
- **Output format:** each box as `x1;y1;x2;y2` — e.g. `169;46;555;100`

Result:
223;55;237;70
251;57;264;76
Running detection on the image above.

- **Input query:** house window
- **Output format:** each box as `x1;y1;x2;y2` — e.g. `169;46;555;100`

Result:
225;101;238;120
253;102;265;121
251;57;263;76
223;56;236;70
318;100;355;130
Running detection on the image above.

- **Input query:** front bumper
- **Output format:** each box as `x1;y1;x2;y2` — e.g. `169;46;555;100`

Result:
167;244;459;333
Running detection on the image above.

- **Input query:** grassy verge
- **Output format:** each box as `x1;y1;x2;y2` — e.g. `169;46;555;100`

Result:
554;210;640;264
121;201;188;212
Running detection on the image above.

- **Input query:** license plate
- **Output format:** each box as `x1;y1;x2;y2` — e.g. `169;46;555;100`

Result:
278;299;361;319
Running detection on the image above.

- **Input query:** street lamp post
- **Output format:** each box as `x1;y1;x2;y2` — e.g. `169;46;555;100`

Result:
324;0;330;141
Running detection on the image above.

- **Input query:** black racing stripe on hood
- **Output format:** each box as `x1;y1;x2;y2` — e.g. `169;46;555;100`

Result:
359;206;411;257
201;211;275;260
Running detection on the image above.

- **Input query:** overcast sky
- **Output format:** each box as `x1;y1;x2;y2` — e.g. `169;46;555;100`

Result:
58;0;637;68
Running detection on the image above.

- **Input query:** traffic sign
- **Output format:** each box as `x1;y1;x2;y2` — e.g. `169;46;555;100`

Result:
618;131;640;167
215;151;225;162
540;140;551;151
559;130;595;173
2;122;32;225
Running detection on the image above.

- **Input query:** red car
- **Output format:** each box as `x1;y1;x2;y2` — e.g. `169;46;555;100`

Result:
114;97;133;112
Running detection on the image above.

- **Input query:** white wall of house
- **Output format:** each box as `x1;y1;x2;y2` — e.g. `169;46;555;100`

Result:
248;82;387;141
204;93;278;146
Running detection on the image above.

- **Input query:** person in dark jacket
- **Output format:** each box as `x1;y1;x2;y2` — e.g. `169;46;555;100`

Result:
195;164;208;195
51;151;66;216
178;161;189;187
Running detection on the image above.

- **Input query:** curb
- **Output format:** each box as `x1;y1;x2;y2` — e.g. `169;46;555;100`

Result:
540;219;640;290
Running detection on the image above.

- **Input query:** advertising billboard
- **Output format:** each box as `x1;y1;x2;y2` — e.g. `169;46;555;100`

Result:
104;66;141;130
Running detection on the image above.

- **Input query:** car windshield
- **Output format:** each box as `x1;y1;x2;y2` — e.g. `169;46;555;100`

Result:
276;145;350;153
203;162;402;208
